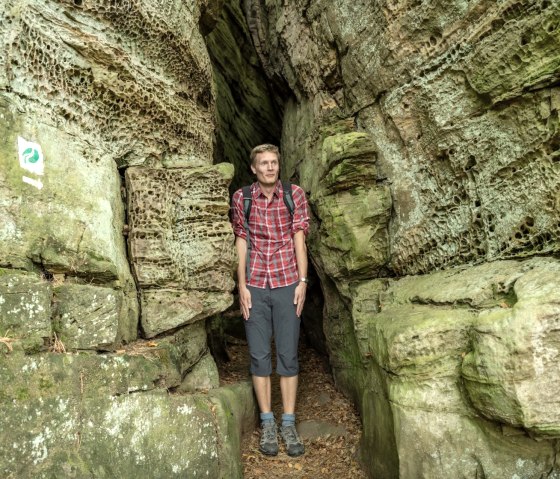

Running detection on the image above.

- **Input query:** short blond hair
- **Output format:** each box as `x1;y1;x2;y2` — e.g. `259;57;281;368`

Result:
250;144;281;166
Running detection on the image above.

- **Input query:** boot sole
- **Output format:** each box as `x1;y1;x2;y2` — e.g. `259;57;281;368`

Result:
259;447;279;456
286;448;304;457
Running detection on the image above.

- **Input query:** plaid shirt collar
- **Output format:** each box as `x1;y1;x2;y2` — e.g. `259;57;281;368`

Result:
251;180;283;200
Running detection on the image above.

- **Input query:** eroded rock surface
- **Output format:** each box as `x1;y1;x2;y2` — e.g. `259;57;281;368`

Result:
3;0;560;476
463;263;560;437
0;351;256;478
330;258;560;478
126;163;235;337
0;0;248;476
205;0;282;190
237;0;560;477
0;269;52;352
1;0;215;167
251;0;560;274
52;284;123;350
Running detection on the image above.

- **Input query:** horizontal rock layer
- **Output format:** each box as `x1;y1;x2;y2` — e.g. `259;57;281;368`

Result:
0;350;256;478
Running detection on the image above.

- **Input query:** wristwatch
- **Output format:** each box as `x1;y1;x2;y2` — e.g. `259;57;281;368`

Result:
299;277;309;284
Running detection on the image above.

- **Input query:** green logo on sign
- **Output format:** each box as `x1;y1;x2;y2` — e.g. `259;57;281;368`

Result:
22;147;40;164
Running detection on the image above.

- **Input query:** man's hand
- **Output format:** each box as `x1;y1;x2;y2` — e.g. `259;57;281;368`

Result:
239;285;252;320
294;282;307;317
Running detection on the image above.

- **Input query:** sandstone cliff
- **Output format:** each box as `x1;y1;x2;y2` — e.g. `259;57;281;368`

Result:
0;1;254;477
2;0;560;478
239;0;560;477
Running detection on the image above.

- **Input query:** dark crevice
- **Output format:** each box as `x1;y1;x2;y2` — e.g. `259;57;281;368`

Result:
118;166;144;341
205;0;286;193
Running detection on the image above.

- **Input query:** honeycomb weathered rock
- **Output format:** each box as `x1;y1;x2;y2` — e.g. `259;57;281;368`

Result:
126;163;235;337
126;164;235;291
247;0;560;276
1;0;215;167
0;2;247;476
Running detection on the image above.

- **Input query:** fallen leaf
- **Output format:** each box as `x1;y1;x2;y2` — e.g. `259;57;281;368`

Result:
229;341;368;478
0;337;14;352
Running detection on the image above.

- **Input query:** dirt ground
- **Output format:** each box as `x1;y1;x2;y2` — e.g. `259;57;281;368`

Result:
218;337;368;479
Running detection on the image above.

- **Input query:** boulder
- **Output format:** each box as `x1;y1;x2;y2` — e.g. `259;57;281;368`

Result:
0;0;215;168
140;289;232;338
126;163;235;338
312;132;391;280
0;96;132;283
178;352;220;393
338;258;560;478
463;263;560;437
53;284;122;350
0;351;255;478
149;321;209;378
126;163;235;292
0;269;51;352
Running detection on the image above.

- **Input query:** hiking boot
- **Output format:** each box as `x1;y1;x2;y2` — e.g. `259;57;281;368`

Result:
259;422;279;456
280;424;305;457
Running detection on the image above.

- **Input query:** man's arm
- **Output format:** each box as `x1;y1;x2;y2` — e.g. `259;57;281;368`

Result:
293;230;307;317
235;236;252;320
231;190;252;320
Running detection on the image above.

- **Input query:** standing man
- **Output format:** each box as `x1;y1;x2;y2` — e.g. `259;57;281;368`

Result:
231;144;309;457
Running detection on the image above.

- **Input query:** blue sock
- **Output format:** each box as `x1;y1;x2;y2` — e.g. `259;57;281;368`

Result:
260;412;275;425
282;413;295;427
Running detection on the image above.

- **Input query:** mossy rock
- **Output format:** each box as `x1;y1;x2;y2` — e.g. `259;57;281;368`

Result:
0;351;256;478
0;269;51;352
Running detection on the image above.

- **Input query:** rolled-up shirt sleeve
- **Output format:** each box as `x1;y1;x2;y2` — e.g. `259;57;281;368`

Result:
291;185;310;236
231;189;247;240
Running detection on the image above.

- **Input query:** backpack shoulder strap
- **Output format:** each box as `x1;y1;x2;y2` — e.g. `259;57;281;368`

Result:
241;185;253;282
282;181;295;217
242;185;252;221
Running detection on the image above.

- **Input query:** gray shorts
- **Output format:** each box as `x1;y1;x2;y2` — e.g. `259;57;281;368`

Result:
245;282;301;377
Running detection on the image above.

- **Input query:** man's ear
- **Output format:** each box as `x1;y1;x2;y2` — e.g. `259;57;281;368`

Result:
250;164;256;174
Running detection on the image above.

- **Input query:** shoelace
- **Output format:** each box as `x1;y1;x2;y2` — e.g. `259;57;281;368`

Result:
262;425;276;442
282;426;299;443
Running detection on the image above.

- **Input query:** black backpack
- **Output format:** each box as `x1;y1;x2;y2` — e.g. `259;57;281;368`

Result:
239;181;295;281
240;181;295;224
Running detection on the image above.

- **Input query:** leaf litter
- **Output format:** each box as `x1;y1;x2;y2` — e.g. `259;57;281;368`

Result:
219;338;367;479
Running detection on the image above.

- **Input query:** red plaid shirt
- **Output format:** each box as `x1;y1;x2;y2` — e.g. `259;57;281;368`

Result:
232;181;309;289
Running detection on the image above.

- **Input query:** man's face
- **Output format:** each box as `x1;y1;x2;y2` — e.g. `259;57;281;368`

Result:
251;151;279;187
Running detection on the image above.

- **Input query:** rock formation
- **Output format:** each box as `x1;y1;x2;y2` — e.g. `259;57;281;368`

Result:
2;0;560;477
238;0;560;477
0;1;254;477
205;0;283;191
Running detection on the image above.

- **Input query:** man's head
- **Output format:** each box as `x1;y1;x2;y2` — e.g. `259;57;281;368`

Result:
250;144;281;166
250;144;280;187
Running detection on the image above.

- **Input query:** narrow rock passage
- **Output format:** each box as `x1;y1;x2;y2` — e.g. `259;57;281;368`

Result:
219;335;367;478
